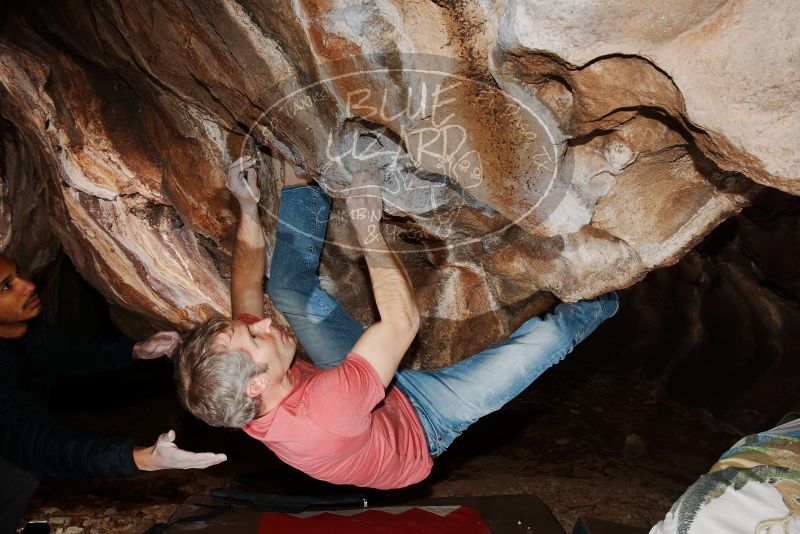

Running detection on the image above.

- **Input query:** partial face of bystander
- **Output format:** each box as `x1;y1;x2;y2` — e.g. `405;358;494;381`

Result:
0;255;41;338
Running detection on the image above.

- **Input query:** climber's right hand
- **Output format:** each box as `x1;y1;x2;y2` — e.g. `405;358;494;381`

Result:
227;155;260;206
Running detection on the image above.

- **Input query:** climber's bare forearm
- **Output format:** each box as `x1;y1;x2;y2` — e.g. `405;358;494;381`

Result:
231;202;265;318
356;227;418;329
349;219;420;386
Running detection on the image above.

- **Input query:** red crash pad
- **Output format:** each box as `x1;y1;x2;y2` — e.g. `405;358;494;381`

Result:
258;506;490;534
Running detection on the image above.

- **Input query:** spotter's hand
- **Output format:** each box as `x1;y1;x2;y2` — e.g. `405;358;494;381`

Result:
133;331;182;360
133;430;227;471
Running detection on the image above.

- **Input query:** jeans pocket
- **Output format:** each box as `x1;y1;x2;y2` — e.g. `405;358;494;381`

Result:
408;398;443;456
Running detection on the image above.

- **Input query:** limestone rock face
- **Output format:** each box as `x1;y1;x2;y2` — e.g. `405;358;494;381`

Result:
0;122;59;272
501;0;800;194
0;1;796;365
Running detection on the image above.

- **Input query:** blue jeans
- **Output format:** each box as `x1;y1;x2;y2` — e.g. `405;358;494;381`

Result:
268;186;619;457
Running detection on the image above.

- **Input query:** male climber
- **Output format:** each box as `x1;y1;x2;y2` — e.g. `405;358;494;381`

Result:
175;156;617;489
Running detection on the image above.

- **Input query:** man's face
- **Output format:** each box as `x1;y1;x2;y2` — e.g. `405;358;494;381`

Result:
0;256;41;324
218;317;297;384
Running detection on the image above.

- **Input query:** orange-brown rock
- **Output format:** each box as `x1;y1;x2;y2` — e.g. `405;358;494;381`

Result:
0;1;795;365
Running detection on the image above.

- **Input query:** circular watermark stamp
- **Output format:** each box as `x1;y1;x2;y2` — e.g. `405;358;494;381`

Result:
234;54;567;255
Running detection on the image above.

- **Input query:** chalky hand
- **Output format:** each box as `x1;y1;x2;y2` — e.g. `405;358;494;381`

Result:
226;155;260;205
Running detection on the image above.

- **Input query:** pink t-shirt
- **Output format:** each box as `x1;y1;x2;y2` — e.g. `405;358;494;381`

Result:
238;315;432;489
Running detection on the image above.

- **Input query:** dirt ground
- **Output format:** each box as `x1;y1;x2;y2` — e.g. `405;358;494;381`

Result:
19;359;747;534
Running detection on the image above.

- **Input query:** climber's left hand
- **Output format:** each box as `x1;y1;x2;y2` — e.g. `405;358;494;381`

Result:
227;155;260;205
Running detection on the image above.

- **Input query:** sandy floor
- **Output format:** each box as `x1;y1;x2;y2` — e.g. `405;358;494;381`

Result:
21;365;744;533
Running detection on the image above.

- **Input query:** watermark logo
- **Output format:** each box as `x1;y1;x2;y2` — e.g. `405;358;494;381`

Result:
237;54;565;254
